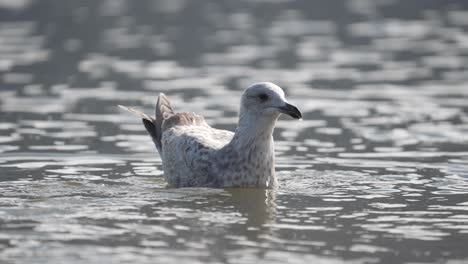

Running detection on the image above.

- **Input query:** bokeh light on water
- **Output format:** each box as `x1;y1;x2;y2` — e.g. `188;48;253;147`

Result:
1;0;468;263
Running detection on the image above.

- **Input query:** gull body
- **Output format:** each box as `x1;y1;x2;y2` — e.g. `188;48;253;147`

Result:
119;82;302;188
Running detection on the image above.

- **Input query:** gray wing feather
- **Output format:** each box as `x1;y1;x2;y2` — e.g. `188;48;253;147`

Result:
119;94;204;155
155;93;174;152
118;105;159;150
118;105;153;122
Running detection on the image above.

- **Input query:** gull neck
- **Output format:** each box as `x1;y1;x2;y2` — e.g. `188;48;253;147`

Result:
231;111;279;148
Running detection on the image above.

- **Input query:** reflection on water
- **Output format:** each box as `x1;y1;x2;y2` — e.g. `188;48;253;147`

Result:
1;0;468;263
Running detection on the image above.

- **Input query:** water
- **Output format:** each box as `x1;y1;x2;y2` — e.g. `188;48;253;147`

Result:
1;0;468;263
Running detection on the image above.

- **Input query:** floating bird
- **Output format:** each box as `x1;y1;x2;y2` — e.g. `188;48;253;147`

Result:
119;82;302;188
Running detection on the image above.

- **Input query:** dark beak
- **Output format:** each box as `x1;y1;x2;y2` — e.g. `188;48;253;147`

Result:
278;103;302;119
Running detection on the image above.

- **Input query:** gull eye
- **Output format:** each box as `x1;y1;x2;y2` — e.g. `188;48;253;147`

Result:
257;93;269;102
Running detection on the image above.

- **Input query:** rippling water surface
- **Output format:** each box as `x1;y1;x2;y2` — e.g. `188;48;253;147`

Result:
1;0;468;263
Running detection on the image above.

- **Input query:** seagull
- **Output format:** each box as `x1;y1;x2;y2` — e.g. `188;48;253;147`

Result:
119;82;302;188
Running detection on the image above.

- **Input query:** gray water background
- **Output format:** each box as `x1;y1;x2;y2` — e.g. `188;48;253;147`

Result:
1;0;468;263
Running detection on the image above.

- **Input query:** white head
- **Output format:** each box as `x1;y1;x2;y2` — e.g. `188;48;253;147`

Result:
240;82;302;120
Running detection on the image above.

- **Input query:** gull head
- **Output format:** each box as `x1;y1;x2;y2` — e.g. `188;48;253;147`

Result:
240;82;302;119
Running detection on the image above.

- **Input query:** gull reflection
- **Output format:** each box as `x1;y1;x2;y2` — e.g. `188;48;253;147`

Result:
224;188;277;240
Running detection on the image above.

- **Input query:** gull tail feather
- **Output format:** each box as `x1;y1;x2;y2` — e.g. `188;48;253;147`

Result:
118;105;153;121
118;93;174;154
118;104;162;153
154;93;174;148
156;93;174;121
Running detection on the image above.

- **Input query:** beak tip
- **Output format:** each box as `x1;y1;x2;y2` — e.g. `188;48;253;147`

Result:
279;103;302;119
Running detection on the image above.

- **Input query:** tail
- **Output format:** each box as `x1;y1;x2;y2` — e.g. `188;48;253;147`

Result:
155;93;174;149
118;93;174;154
